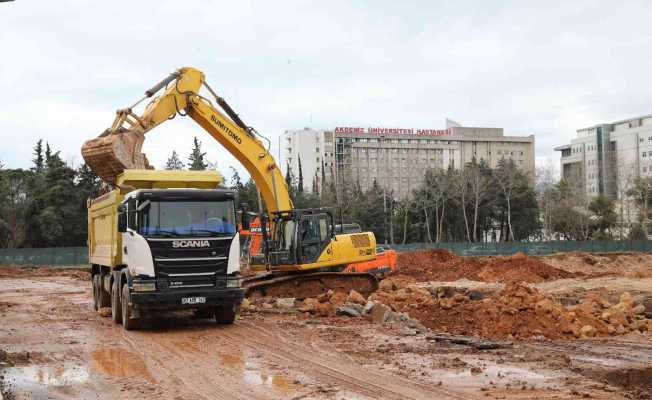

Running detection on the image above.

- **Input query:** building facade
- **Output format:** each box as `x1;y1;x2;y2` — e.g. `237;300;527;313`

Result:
555;114;652;201
282;122;535;200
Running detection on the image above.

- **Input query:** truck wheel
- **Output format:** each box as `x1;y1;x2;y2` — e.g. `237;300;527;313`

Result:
92;274;100;311
111;281;122;324
121;284;140;331
98;275;110;309
215;303;237;324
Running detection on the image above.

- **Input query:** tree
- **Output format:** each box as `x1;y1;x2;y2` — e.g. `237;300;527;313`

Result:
589;195;616;239
188;137;208;170
312;172;319;196
494;159;522;241
297;156;304;193
164;150;184;170
627;177;652;237
32;139;45;173
466;159;491;242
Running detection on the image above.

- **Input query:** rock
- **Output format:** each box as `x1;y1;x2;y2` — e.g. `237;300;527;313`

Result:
317;290;333;303
631;304;646;315
262;302;274;310
619;292;634;308
362;301;376;315
240;298;250;310
453;293;467;303
399;328;418;336
336;304;362;318
346;290;366;305
370;302;391;324
580;325;596;338
468;290;486;301
276;298;296;309
615;324;626;335
535;299;554;314
379;279;397;292
98;307;112;317
299;298;319;313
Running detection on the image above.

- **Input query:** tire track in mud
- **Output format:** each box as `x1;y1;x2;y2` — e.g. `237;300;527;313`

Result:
116;325;285;400
220;321;473;400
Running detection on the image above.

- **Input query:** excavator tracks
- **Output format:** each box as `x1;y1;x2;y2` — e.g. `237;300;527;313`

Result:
244;272;379;300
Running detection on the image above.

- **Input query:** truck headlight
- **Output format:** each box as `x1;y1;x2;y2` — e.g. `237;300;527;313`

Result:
226;278;241;288
132;282;156;292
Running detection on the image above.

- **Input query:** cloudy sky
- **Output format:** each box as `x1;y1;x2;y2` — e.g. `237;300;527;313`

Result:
1;0;651;181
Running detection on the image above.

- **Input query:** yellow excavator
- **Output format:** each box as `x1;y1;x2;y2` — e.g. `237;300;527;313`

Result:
82;67;381;299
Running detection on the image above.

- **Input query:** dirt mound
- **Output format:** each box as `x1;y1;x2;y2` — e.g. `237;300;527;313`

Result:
0;266;90;281
397;249;575;284
370;283;651;340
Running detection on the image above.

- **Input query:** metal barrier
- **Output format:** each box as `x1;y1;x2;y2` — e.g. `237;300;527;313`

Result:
389;240;652;256
0;241;651;266
0;247;88;266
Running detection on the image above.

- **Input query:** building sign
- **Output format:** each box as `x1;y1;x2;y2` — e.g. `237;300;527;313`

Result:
334;126;451;136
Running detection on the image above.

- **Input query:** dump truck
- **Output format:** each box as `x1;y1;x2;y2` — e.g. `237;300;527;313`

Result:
89;169;244;330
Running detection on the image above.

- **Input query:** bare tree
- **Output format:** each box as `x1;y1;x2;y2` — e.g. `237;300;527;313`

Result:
451;168;472;242
494;159;522;241
467;162;491;242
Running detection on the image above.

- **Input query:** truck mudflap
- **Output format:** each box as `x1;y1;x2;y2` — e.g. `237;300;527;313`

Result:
130;287;244;311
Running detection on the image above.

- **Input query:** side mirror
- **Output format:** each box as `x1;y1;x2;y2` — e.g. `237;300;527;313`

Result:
117;204;126;213
117;213;127;233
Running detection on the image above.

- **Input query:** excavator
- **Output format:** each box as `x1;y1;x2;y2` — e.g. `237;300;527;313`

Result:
82;67;397;300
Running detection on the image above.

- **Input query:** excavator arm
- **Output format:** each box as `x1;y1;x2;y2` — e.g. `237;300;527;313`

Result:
82;67;292;215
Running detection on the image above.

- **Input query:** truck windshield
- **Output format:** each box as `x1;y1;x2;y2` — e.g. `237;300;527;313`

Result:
138;200;236;237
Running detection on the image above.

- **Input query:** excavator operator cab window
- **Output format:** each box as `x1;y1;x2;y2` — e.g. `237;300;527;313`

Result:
298;213;331;264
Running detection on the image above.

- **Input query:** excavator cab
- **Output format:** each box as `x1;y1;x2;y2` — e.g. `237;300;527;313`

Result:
266;209;334;267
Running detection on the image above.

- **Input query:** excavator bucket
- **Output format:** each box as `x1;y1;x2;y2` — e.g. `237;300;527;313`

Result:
81;128;150;185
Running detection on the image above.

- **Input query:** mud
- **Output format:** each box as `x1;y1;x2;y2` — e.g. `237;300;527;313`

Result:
397;250;576;284
1;259;651;399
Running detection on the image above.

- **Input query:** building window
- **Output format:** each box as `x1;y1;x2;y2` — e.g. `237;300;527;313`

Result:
640;138;644;143
643;152;647;158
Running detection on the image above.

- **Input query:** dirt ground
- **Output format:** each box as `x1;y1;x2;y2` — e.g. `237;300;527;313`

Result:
1;252;651;399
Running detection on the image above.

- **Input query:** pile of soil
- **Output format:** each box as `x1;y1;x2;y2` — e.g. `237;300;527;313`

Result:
397;249;575;284
0;265;90;280
370;282;650;340
244;289;364;317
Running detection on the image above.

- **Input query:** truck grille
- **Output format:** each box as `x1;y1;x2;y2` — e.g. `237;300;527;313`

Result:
146;237;233;288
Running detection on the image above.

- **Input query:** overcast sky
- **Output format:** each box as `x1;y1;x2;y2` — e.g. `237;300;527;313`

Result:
1;0;651;181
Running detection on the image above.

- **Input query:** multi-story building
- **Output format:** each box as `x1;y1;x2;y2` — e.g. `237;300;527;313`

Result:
282;122;535;200
555;114;652;200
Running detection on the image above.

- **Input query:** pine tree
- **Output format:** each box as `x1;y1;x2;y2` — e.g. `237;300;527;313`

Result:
297;155;304;193
188;137;208;170
32;139;44;173
45;142;52;165
321;159;326;192
165;150;184;170
312;172;319;196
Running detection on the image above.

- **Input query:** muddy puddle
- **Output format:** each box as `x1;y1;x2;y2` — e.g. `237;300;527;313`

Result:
91;347;155;382
218;351;299;394
1;362;89;398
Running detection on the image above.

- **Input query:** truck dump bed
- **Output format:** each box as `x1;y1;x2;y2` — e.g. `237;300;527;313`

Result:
87;169;224;268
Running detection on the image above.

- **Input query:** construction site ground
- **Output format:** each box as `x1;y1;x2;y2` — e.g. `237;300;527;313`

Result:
1;251;651;400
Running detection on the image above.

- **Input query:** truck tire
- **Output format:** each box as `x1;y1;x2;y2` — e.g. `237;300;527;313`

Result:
121;284;140;331
98;275;110;309
214;303;237;324
111;281;122;324
92;274;100;311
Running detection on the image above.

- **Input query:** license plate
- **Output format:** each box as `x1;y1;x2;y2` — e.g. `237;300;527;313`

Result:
181;296;206;305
